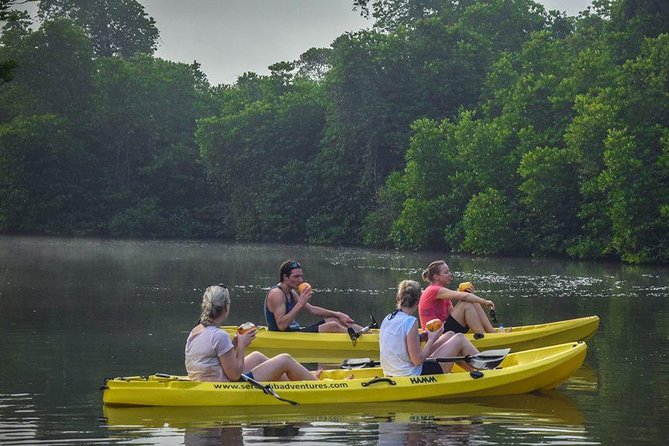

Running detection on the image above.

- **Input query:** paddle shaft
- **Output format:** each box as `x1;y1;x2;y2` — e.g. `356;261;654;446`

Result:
349;315;379;341
342;348;510;370
241;374;300;406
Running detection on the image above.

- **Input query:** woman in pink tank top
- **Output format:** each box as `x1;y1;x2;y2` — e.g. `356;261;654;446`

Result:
417;260;498;334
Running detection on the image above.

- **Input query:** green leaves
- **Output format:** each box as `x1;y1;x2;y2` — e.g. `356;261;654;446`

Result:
461;188;517;256
197;74;326;242
37;0;159;57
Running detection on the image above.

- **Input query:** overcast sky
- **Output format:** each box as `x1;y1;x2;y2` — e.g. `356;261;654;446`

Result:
139;0;593;86
21;1;593;86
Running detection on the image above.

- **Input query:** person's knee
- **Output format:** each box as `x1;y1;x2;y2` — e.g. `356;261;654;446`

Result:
319;321;345;333
439;331;455;341
275;353;296;365
452;332;467;345
464;301;477;311
250;351;268;361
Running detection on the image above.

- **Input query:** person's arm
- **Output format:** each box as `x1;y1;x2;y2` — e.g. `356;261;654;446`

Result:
304;303;355;325
406;320;442;366
267;287;310;331
437;287;495;310
218;329;255;381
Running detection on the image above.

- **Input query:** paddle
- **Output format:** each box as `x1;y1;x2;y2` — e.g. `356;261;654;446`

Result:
341;348;511;371
240;374;300;406
488;309;511;333
348;315;379;346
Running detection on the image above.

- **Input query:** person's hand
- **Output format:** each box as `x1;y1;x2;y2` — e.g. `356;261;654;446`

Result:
336;312;355;325
296;287;312;305
426;324;444;341
235;328;257;348
484;300;495;310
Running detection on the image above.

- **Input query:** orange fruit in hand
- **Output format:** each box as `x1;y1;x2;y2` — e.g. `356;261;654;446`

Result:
237;322;256;334
458;282;474;292
298;282;311;294
425;319;443;332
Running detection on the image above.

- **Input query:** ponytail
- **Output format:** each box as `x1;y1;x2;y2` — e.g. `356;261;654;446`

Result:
423;260;446;282
199;285;230;326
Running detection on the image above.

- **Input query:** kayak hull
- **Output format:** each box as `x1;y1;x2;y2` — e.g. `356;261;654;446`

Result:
221;315;599;362
102;342;587;407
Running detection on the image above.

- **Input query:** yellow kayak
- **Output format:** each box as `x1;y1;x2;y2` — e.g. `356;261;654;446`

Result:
101;342;586;407
221;315;599;362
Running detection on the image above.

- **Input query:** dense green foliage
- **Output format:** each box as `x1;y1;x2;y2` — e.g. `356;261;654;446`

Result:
0;1;220;237
1;0;667;263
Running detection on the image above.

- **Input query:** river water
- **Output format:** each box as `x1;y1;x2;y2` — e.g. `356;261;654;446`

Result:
0;236;667;445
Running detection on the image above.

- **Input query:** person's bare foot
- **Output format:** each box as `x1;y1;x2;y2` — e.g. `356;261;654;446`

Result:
312;369;323;379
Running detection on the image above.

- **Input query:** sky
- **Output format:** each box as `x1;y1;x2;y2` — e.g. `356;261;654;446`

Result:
20;1;594;86
138;0;593;86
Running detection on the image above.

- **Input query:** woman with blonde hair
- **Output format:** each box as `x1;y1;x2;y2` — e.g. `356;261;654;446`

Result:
379;280;479;376
418;260;497;334
185;284;318;382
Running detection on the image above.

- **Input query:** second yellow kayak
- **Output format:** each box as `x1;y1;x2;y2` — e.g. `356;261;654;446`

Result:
221;315;599;362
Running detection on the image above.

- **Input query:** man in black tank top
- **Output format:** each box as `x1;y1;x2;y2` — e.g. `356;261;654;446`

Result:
265;260;363;333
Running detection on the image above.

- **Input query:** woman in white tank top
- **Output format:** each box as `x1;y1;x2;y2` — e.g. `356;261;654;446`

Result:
379;280;480;376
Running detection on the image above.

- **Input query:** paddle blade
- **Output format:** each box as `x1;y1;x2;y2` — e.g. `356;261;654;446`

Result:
431;348;510;369
476;348;511;359
341;357;377;369
468;356;505;370
467;348;510;370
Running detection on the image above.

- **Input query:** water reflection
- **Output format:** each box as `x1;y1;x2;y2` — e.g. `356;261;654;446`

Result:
184;426;244;446
563;364;599;392
102;392;586;444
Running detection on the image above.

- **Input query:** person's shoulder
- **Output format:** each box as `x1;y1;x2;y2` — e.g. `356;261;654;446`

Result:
208;325;231;341
267;286;284;299
422;284;443;297
266;287;287;308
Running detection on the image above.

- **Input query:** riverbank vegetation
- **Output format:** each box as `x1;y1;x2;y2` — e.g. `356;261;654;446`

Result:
1;0;667;263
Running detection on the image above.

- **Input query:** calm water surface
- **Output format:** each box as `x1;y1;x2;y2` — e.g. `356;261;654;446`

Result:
1;236;667;445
